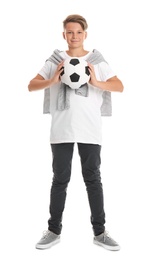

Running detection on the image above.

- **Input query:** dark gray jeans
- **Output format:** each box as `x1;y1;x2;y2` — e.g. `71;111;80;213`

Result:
48;143;105;236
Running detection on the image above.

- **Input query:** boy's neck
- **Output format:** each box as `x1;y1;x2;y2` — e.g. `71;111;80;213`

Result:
66;48;89;57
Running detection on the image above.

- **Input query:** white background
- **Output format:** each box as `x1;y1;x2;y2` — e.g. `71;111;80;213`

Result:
0;0;148;259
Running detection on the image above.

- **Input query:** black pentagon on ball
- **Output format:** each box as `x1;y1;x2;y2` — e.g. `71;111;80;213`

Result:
85;66;90;76
70;73;80;82
70;58;80;66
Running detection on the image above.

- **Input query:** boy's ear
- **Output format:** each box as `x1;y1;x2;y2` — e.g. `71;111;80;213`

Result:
63;32;66;40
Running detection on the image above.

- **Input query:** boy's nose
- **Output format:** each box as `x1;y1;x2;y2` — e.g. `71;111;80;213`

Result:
72;33;77;38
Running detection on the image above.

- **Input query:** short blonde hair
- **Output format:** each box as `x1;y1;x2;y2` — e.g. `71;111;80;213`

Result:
63;14;88;31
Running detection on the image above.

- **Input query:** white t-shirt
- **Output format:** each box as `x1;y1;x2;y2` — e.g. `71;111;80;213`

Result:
39;51;115;145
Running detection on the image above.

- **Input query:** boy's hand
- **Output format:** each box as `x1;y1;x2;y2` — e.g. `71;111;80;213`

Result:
51;61;64;85
88;63;98;86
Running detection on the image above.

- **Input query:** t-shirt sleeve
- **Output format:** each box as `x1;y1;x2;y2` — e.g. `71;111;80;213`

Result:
38;61;52;80
98;61;116;81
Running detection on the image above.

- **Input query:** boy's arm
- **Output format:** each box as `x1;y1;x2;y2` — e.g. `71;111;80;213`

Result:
28;62;64;91
28;74;53;91
96;76;124;92
88;63;124;92
28;74;51;91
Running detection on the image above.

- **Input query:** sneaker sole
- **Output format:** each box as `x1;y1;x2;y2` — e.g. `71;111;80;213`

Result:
36;238;60;250
93;239;120;251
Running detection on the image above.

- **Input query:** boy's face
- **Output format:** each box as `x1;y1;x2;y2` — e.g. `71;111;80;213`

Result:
63;22;87;48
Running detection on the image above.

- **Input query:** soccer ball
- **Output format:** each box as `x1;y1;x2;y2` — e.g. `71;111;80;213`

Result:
60;57;90;89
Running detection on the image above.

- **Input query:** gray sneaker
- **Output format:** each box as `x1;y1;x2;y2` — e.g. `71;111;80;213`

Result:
94;231;120;251
35;230;60;249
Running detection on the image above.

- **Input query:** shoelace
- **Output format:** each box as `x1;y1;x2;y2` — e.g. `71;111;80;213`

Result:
42;230;50;239
103;231;112;242
103;231;116;243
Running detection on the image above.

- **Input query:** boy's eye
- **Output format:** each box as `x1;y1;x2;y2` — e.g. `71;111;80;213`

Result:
67;31;83;34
